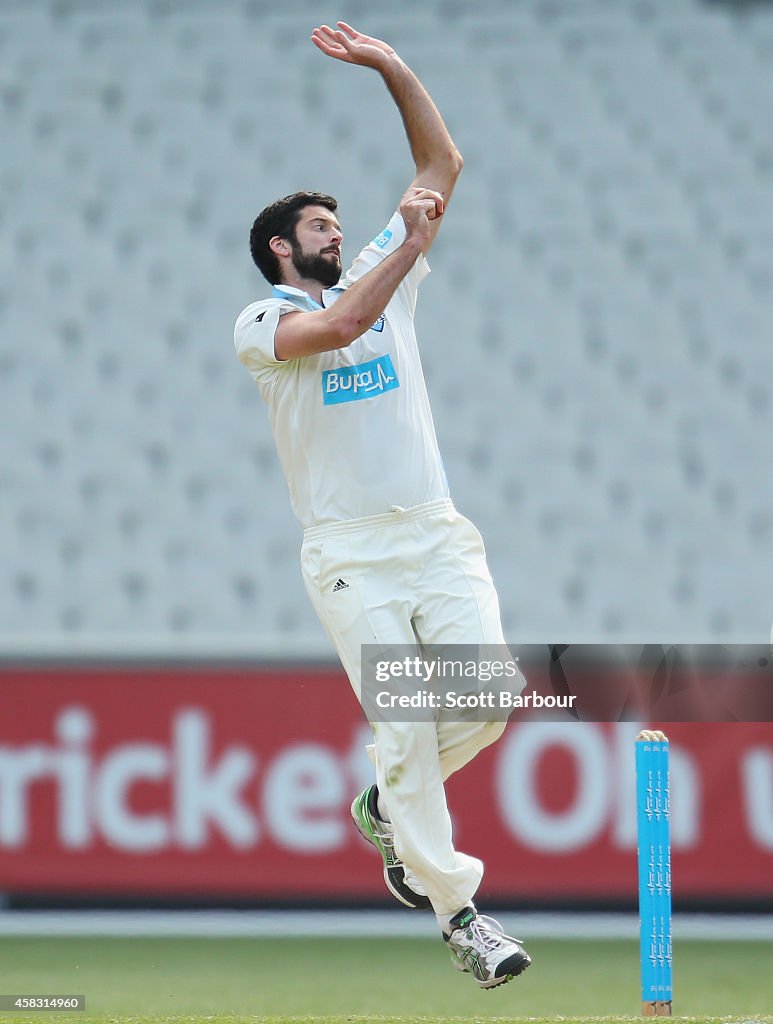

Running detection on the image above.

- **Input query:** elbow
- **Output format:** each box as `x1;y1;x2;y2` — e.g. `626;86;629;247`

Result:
419;147;463;181
443;146;463;178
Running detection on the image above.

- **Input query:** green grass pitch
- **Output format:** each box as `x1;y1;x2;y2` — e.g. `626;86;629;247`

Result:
0;936;770;1024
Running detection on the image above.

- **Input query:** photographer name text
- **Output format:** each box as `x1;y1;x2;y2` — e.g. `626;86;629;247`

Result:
375;690;577;710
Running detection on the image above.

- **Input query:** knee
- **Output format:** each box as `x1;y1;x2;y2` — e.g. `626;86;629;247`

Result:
373;722;436;784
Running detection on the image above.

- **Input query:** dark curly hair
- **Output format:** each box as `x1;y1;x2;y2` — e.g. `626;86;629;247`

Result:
249;191;338;285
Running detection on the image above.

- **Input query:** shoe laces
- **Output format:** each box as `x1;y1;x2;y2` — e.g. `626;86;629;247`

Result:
377;825;396;849
467;916;518;953
374;821;400;863
377;824;428;896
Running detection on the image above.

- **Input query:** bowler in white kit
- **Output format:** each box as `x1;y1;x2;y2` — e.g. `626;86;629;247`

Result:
234;21;531;989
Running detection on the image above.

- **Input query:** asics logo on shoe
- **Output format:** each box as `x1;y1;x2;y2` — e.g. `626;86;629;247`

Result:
461;949;486;983
322;354;399;405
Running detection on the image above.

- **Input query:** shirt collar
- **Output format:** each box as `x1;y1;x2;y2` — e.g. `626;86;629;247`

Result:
272;283;344;310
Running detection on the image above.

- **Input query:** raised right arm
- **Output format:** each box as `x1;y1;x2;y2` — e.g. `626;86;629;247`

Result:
274;186;442;361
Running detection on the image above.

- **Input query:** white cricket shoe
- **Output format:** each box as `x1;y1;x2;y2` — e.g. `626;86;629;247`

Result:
350;785;431;910
444;907;532;989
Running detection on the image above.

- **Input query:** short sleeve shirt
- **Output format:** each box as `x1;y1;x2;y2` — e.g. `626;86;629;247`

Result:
234;212;450;529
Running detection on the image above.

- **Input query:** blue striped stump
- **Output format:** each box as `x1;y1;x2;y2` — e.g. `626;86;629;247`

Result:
636;730;672;1017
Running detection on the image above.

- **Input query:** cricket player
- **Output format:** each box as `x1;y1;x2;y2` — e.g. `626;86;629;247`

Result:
234;22;531;989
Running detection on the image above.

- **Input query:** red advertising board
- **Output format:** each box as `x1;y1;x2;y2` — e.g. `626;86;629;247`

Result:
0;665;771;902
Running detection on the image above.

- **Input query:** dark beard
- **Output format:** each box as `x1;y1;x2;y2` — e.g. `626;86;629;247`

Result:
290;241;342;289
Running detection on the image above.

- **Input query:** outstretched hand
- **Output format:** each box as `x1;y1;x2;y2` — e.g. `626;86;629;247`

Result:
310;22;396;70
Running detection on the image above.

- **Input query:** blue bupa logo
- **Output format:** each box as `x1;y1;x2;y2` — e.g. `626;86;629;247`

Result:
322;354;400;405
372;228;393;249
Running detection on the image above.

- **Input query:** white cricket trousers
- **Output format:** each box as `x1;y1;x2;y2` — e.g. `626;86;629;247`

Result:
301;498;525;916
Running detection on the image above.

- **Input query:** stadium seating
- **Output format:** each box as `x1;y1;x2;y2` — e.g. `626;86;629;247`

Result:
1;0;771;649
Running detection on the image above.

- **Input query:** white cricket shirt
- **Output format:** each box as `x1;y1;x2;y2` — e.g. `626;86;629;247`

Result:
234;213;450;529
